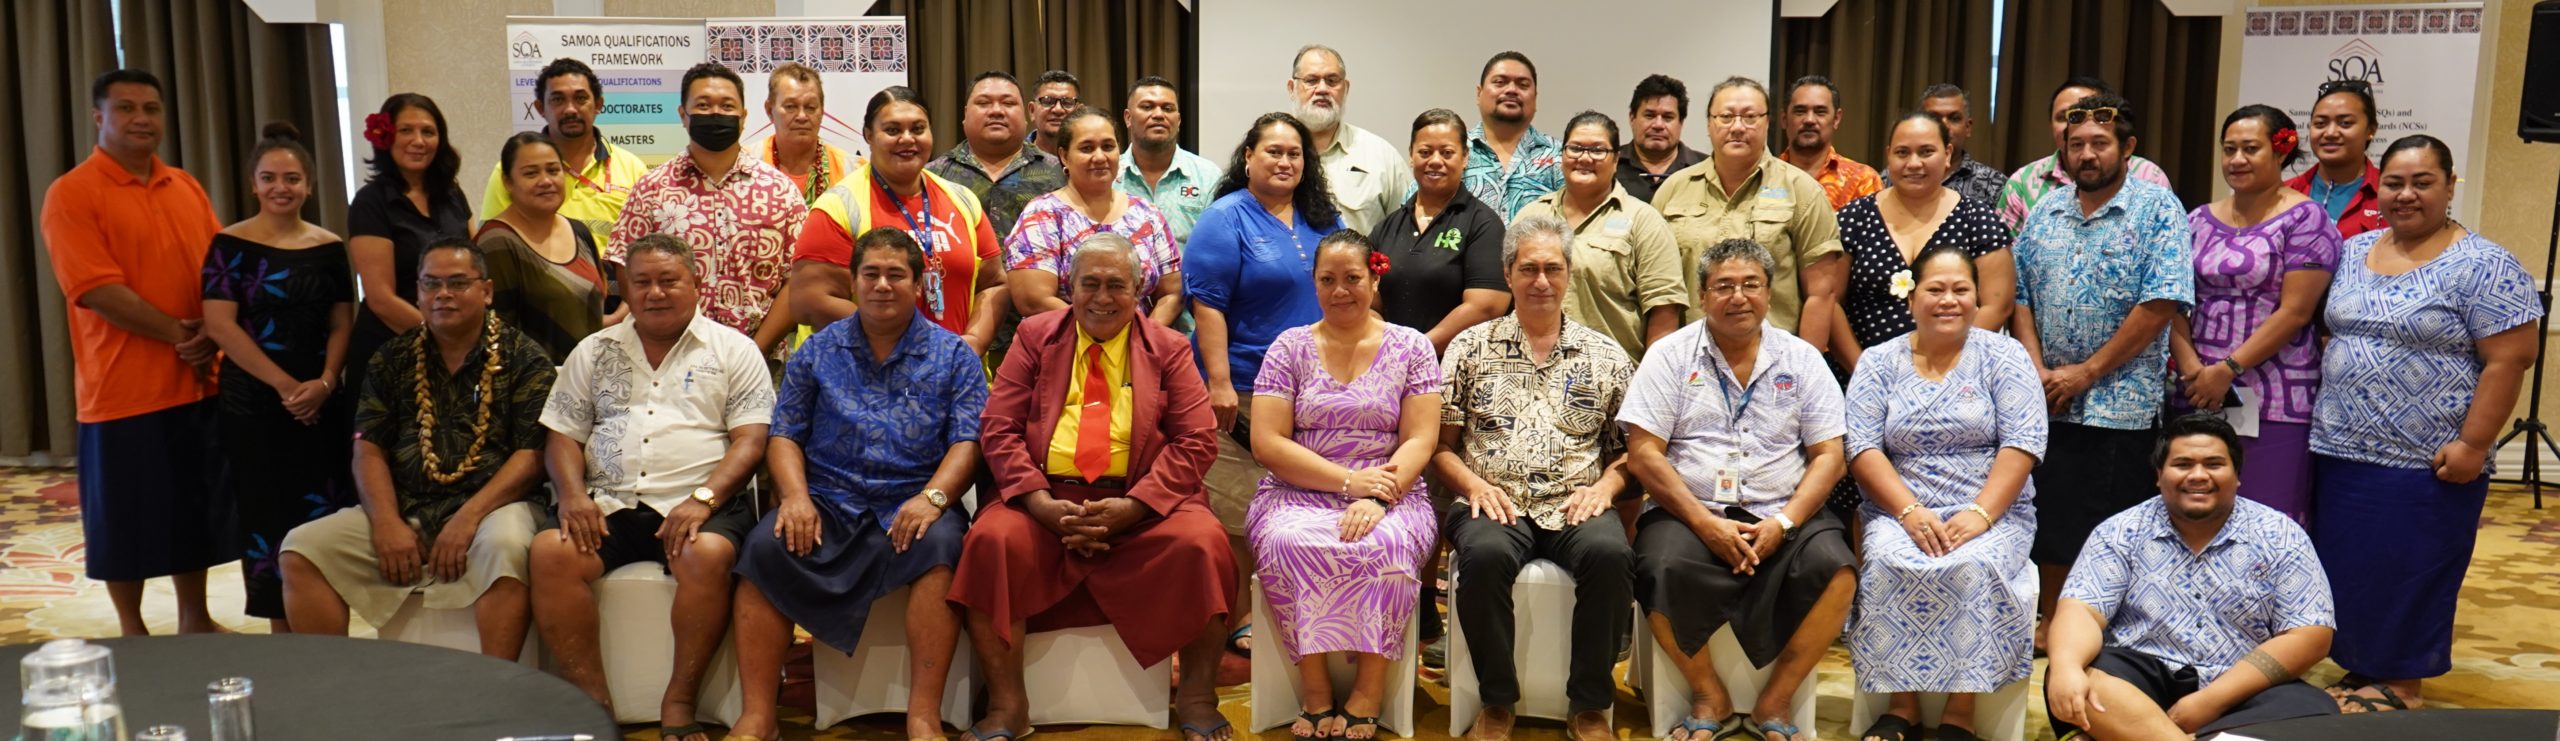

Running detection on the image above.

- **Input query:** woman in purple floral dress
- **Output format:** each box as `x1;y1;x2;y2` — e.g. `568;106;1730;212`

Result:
1249;231;1443;740
2168;105;2340;524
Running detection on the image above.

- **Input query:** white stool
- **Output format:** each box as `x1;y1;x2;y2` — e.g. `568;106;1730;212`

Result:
1010;624;1170;728
1245;582;1419;738
810;585;977;731
1848;678;2032;741
1629;622;1819;739
1446;559;1607;734
591;562;746;726
376;590;544;668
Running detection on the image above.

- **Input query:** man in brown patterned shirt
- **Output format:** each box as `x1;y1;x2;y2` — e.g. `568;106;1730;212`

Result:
1430;215;1637;741
281;239;556;660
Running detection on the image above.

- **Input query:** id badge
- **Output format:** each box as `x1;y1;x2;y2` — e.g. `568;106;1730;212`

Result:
1712;450;1743;504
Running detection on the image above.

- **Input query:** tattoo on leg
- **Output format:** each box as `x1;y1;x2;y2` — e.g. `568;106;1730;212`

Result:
2242;648;2296;683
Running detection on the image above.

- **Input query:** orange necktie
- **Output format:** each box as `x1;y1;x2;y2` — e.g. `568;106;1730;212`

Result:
1075;342;1112;482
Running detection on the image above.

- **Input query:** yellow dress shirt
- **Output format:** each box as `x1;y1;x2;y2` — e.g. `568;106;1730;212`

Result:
1044;322;1135;478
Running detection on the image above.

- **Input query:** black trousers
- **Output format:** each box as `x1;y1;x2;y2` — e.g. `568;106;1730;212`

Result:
1443;506;1634;714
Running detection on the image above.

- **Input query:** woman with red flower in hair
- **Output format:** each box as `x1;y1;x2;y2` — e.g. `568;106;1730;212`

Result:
1370;108;1510;357
345;93;472;388
2166;104;2342;525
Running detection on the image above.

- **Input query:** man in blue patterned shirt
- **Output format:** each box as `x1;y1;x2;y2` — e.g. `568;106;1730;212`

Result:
2008;93;2193;646
1466;51;1563;219
2046;414;2336;739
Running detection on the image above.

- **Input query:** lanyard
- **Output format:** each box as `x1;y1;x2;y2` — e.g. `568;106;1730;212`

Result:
1713;360;1762;431
873;169;936;255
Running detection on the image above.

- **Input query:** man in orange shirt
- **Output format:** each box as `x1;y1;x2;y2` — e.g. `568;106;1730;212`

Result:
1778;75;1882;210
40;69;232;636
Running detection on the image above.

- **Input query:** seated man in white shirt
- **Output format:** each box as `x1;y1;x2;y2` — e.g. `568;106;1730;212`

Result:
530;233;777;741
2045;413;2336;740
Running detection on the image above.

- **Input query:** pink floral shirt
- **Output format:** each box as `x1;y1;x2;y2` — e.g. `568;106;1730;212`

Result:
607;152;809;336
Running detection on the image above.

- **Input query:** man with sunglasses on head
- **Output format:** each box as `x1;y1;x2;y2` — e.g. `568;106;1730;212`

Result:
483;58;649;239
2006;93;2193;654
1997;77;2174;232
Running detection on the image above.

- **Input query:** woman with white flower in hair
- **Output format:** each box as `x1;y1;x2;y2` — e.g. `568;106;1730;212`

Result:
1822;111;2015;526
1842;243;2044;741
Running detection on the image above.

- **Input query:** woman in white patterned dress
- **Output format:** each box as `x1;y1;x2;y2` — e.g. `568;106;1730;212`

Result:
1842;245;2046;741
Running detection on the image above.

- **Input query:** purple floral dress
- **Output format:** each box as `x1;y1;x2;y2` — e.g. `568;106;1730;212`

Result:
1248;324;1443;662
2176;199;2340;523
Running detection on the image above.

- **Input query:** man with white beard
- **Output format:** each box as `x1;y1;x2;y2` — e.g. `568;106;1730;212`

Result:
1286;44;1413;236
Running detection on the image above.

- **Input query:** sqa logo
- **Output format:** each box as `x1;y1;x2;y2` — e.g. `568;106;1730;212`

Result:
2326;39;2384;86
510;32;543;65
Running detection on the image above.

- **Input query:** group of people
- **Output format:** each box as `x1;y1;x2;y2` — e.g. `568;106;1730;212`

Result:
38;39;2531;741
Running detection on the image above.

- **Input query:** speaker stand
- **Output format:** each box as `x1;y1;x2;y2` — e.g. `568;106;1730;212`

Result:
2490;165;2560;509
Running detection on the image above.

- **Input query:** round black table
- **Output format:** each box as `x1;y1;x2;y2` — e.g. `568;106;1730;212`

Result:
1;634;617;741
2222;708;2558;740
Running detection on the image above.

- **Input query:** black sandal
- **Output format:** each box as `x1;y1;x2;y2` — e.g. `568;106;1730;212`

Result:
1290;707;1338;740
1856;714;1917;741
1339;713;1383;740
2339;684;2411;714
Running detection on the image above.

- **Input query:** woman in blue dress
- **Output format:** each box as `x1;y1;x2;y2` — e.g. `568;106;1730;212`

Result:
2310;135;2542;715
1843;244;2046;741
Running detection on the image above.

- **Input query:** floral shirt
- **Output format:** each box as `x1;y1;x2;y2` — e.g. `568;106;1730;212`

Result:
1002;191;1182;302
606;152;809;337
2013;179;2193;430
1441;316;1634;530
1998;153;2174;232
1802;147;1883;210
1464;123;1565;220
354;321;556;540
2180;201;2341;424
927;144;1066;238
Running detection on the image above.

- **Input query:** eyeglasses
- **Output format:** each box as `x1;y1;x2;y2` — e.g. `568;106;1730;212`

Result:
1563;144;1614;160
1709;111;1767;127
775;103;822;118
1706;281;1767;297
2062;107;2120;125
418;276;486;294
1036;96;1081;110
2318;79;2373;96
1293;74;1346;90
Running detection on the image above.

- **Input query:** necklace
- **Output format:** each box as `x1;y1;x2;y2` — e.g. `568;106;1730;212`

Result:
774;139;831;205
415;313;507;485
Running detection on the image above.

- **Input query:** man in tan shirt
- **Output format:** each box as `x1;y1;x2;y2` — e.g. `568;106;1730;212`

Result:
1649;76;1844;354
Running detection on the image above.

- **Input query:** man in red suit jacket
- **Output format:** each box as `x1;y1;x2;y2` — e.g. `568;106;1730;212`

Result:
950;234;1239;741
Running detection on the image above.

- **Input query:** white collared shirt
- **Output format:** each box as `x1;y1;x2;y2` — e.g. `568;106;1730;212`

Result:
1616;321;1845;519
540;313;777;515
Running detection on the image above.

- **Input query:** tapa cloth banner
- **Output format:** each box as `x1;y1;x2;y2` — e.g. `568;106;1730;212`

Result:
706;17;910;163
2237;4;2483;219
506;18;704;166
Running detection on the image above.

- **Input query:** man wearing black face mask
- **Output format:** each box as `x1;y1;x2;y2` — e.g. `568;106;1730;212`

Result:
605;62;809;357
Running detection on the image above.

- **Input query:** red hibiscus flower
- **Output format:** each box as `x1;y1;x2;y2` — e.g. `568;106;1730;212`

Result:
2271;127;2299;158
1368;251;1391;276
363;112;393;151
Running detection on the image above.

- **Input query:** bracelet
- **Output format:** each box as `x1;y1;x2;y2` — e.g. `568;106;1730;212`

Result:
1895;502;1923;521
2220;357;2244;375
1964;503;1995;524
1341;471;1353;496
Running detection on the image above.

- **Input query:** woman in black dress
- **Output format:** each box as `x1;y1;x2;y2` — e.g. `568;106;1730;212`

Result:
1823;111;2015;521
198;122;357;630
346;93;471;386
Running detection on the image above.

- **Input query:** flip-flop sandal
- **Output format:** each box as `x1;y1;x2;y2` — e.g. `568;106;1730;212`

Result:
1290;708;1338;740
1182;717;1236;741
969;726;1030;741
1339;713;1383;740
1226;624;1253;657
658;722;706;741
1741;717;1808;741
1855;713;1917;741
1665;714;1725;741
2340;684;2411;714
1934;723;1981;741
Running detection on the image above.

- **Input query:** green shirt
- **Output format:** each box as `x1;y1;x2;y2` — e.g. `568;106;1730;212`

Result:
355;319;556;540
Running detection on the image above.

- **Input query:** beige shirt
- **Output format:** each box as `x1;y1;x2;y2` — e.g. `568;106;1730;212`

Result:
1515;184;1689;360
1320;122;1415;235
1648;152;1844;330
539;313;777;515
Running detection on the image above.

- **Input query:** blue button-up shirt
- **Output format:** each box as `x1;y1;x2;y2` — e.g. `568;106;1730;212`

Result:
771;311;986;531
1117;146;1223;248
1463;123;1564;220
2013;178;2193;430
2061;497;2334;684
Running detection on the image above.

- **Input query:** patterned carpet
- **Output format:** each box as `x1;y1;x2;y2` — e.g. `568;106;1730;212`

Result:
2;466;2553;740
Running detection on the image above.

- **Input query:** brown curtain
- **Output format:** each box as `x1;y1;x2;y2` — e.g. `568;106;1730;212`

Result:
1044;0;1197;151
1775;0;2000;168
116;0;347;233
0;2;119;460
1992;0;2222;207
867;0;1198;152
867;0;1047;150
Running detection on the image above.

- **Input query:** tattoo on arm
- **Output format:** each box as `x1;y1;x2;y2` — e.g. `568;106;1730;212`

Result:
2242;648;2296;683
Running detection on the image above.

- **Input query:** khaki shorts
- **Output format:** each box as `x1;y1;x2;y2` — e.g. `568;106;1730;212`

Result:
1205;392;1269;536
280;501;538;627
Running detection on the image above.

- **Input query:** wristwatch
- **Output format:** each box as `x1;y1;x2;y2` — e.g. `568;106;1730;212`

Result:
2220;357;2245;375
923;488;950;509
1772;511;1798;538
691;486;716;506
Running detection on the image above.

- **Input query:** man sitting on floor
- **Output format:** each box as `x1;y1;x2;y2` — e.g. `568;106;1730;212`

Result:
2044;413;2337;740
529;234;775;741
951;233;1239;741
280;239;554;660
